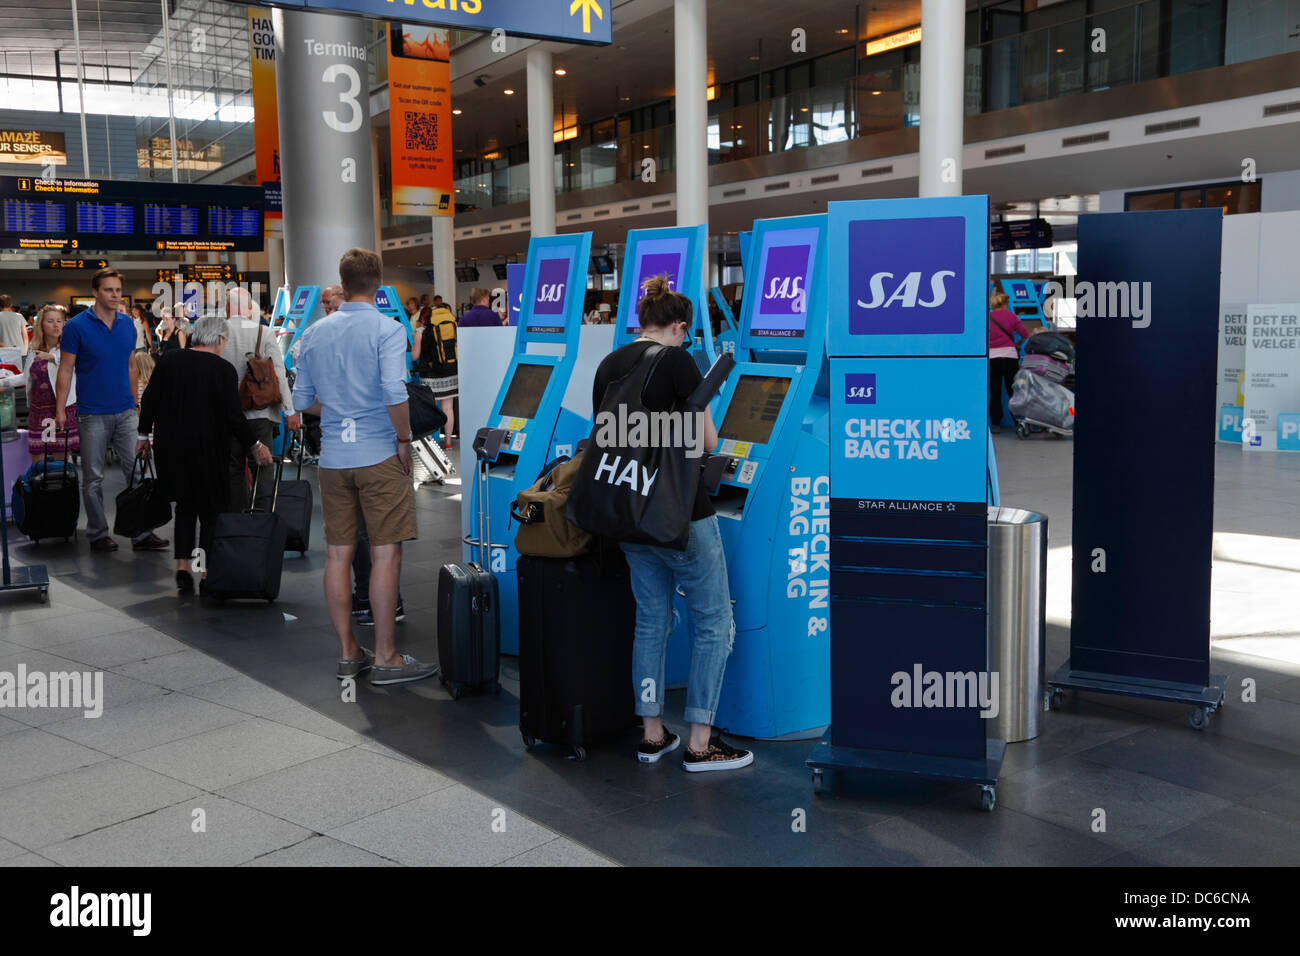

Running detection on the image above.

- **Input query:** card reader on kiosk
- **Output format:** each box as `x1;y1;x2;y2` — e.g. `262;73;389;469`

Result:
468;233;592;656
707;214;831;739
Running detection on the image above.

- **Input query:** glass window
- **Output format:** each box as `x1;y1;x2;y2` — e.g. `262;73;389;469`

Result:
1177;188;1205;208
1206;183;1260;215
1125;190;1176;211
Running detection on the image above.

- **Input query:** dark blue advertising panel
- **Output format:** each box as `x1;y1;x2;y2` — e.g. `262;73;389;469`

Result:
1069;210;1223;688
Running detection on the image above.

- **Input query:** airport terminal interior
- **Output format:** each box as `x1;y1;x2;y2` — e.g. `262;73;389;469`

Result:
0;0;1298;873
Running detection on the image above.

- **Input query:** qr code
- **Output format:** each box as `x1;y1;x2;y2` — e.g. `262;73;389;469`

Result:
404;111;438;151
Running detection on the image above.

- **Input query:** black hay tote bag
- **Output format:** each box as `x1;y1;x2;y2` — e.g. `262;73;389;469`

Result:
113;454;172;538
565;345;698;551
407;381;448;440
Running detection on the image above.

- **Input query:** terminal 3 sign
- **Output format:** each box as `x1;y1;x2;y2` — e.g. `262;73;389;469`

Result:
231;0;612;45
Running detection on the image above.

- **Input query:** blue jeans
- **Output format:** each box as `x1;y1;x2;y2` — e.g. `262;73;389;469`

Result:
621;515;734;727
78;409;152;544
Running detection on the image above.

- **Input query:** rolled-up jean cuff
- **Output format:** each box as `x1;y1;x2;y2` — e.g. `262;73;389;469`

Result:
683;707;716;727
634;699;664;719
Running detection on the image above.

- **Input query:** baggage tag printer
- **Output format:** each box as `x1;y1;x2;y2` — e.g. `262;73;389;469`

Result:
468;233;592;656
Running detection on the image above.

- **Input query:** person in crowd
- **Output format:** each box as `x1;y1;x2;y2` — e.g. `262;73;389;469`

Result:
404;296;419;319
292;247;433;686
138;315;273;594
411;293;458;450
222;287;298;510
1;304;79;466
322;284;345;315
432;294;445;310
598;302;613;324
0;293;28;352
55;268;169;553
156;309;188;353
133;350;155;409
130;303;156;354
988;290;1032;434
591;275;751;772
458;287;500;328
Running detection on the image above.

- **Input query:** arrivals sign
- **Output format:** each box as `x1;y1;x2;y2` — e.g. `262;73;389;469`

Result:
231;0;612;45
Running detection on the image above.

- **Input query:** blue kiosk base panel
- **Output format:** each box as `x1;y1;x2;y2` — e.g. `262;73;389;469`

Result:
805;733;1005;811
1047;659;1227;731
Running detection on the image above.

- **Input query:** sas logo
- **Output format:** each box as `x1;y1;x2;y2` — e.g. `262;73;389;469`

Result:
848;216;965;336
533;258;569;315
759;244;811;315
845;373;876;404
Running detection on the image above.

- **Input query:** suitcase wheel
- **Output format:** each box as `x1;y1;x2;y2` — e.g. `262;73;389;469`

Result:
521;732;536;751
569;745;587;762
448;682;463;700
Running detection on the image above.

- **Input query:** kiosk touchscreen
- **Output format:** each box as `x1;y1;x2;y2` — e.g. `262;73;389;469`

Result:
469;233;592;656
703;215;831;739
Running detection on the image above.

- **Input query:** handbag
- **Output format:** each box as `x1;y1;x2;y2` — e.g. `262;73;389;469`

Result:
113;454;172;538
512;452;593;558
238;323;282;411
406;381;448;439
565;345;699;551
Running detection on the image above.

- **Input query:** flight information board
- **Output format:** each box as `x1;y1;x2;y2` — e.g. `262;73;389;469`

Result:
0;176;263;251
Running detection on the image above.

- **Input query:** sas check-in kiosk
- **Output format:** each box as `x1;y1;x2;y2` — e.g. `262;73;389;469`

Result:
469;233;593;656
705;214;831;739
278;285;321;371
994;277;1046;328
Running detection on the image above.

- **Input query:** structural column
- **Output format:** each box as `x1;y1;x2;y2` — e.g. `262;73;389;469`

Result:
266;236;286;292
431;216;456;303
919;0;965;197
674;0;709;256
526;47;555;237
273;8;375;295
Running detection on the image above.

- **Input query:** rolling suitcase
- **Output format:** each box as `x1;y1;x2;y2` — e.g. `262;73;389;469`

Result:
207;464;289;602
10;435;80;544
253;433;313;554
516;549;637;760
436;449;500;698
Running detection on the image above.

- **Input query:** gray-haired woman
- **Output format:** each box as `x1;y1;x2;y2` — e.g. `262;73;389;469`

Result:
138;315;272;594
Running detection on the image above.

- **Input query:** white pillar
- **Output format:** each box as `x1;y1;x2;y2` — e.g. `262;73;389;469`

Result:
919;0;965;197
431;215;456;305
526;48;555;237
674;0;709;263
267;236;286;293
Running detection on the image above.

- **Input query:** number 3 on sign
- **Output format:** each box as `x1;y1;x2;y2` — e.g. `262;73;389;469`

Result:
322;64;362;133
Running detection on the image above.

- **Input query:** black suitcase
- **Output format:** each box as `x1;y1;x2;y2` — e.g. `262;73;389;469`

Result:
436;562;500;698
10;438;79;544
253;435;312;555
207;465;289;602
516;550;637;760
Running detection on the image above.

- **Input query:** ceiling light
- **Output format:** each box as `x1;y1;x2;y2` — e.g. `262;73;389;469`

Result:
452;108;462;115
1055;47;1064;53
503;88;515;95
800;107;809;112
554;68;567;76
836;28;850;35
871;90;881;96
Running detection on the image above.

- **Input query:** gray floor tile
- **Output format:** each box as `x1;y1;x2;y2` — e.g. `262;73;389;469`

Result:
263;701;371;745
112;648;241;691
220;747;456;832
47;627;188;669
42;692;248;757
1240;780;1300;822
2;609;142;650
1116;805;1300;866
0;602;86;628
241;835;401;867
0;852;58;867
496;838;618;867
184;674;305;719
0;728;109;791
126;717;349;790
3;671;167;727
0;759;200;849
0;836;26;860
42;795;311;867
329;786;556;866
0;715;24;737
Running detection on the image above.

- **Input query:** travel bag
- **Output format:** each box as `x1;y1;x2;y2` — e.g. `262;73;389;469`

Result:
516;549;637;760
1020;352;1069;383
207;464;290;601
511;452;592;559
1023;331;1075;364
252;433;313;555
10;435;79;544
113;453;172;539
1009;369;1075;429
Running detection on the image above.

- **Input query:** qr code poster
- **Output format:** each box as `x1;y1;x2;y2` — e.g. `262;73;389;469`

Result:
387;22;454;217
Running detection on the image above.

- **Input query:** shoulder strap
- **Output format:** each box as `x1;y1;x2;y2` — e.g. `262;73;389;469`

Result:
253;321;263;355
990;311;1017;342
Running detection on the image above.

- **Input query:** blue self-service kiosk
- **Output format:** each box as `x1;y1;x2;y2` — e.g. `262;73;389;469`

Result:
279;285;322;372
374;285;416;353
469;232;592;656
705;214;831;739
996;277;1046;327
710;287;740;358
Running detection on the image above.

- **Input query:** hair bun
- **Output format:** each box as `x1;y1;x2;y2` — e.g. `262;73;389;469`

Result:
640;274;671;299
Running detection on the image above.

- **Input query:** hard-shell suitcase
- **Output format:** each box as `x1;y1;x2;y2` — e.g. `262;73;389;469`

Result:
10;436;79;544
253;435;312;554
516;550;637;760
436;562;500;698
208;465;289;601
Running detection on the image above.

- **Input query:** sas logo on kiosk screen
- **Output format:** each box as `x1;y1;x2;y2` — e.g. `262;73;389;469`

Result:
849;216;964;335
845;373;876;404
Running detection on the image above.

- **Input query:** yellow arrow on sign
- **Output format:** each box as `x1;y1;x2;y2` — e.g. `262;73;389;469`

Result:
569;0;603;34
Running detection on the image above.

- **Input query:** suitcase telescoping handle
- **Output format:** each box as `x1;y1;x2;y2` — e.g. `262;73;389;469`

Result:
41;427;74;490
249;443;283;515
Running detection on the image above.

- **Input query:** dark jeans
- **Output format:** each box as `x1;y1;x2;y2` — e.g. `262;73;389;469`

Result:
228;418;277;512
174;499;217;561
989;357;1020;425
351;517;404;606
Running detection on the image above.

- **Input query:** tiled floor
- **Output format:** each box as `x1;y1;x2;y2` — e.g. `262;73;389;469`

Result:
1;433;1297;866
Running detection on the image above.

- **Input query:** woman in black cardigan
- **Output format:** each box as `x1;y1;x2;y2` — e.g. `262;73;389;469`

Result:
138;315;273;593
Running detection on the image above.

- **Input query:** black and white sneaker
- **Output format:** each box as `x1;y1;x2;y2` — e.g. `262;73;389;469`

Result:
637;728;680;763
682;735;754;772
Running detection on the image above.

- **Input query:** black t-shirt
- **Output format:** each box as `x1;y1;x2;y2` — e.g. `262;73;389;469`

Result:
591;340;714;521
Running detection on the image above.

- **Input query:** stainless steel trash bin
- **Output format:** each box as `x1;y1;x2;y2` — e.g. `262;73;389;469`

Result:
987;507;1048;743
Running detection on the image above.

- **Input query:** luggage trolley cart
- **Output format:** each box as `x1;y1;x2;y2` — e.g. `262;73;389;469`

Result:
1014;415;1073;441
0;426;50;603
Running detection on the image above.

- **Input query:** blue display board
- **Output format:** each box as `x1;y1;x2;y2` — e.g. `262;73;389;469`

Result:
818;195;997;779
612;224;714;371
506;263;525;326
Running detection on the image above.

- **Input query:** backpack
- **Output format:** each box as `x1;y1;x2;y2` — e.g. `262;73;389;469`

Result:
238;323;282;411
511;453;593;558
417;307;458;375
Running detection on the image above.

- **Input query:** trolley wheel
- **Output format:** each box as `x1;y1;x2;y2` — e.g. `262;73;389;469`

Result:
449;683;464;701
980;786;996;812
812;769;825;795
1047;688;1065;711
1015;423;1029;440
1188;707;1209;730
39;586;49;604
521;733;536;751
570;745;587;761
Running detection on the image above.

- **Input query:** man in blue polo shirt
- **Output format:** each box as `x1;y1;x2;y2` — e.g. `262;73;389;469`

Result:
55;268;169;553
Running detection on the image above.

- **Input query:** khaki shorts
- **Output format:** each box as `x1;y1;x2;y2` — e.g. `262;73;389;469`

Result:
318;455;417;547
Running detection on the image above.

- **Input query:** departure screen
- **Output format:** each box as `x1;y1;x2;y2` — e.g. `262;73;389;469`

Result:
719;375;790;446
498;363;554;421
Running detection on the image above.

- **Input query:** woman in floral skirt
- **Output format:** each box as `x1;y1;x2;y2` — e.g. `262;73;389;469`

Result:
1;304;80;464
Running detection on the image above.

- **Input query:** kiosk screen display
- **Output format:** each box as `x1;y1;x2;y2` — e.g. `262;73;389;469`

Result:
498;364;554;420
719;375;790;446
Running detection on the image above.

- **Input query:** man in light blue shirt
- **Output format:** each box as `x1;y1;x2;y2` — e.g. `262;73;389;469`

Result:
292;248;435;686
